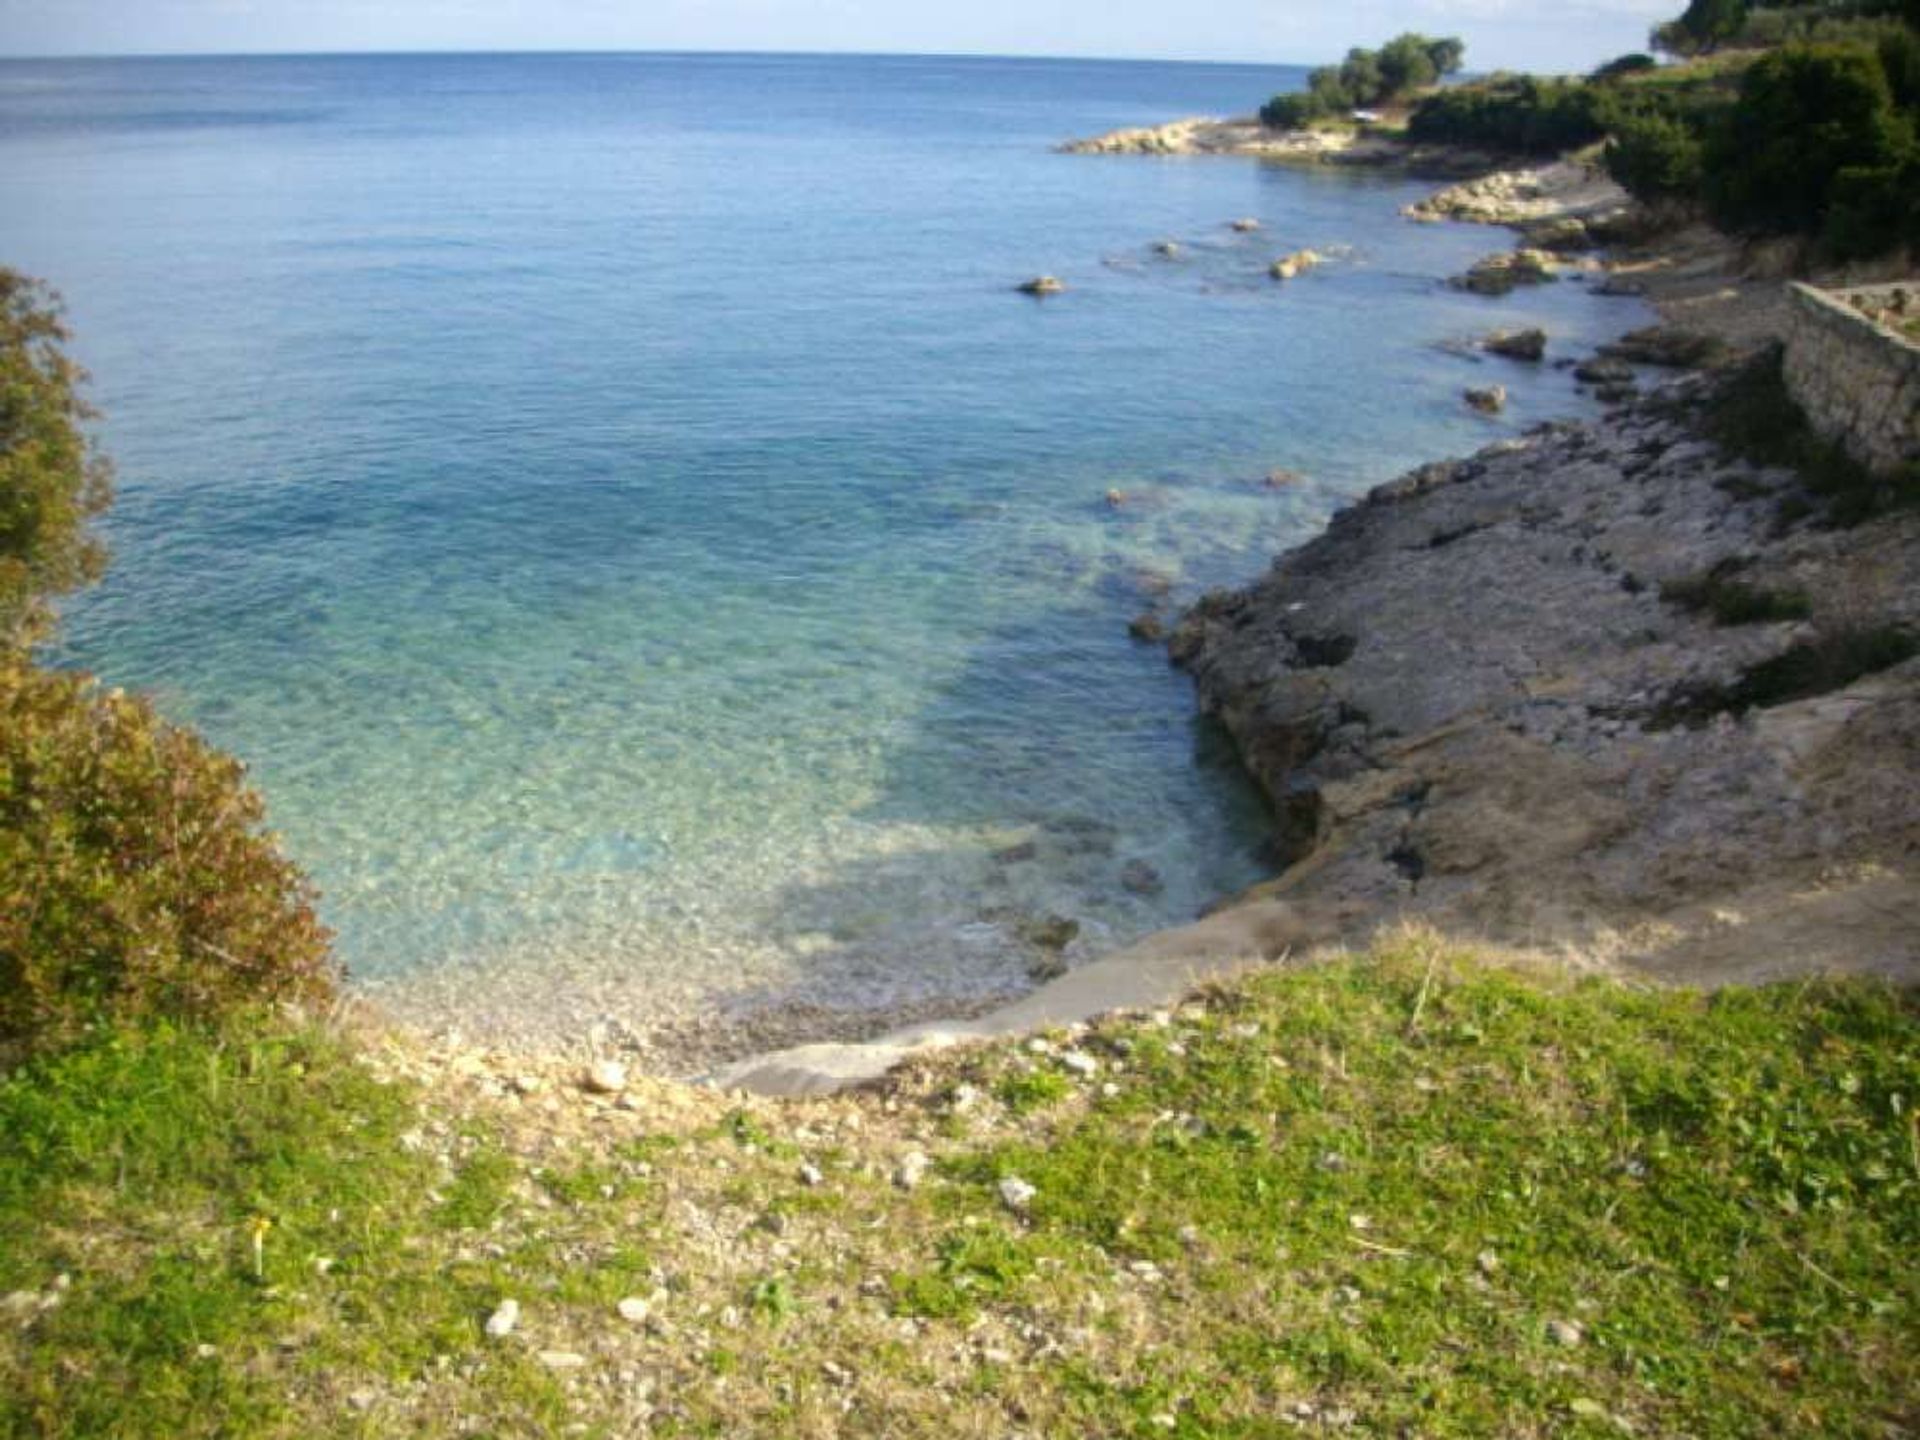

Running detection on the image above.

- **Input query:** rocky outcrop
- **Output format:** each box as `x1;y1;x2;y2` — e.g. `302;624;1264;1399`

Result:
1451;249;1559;295
1405;159;1631;230
1059;119;1487;173
1170;378;1920;989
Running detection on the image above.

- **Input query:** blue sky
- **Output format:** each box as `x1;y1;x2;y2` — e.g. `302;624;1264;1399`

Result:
0;0;1678;73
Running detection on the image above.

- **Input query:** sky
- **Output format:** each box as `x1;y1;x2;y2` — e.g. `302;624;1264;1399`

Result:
0;0;1679;74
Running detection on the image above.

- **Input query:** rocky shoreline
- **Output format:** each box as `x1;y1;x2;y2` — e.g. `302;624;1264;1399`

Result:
711;155;1917;1094
1057;115;1494;175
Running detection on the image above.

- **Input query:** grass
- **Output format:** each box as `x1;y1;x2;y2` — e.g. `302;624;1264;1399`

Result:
1;937;1914;1437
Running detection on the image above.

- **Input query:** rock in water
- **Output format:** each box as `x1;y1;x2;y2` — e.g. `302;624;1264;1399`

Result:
1270;249;1322;281
1020;914;1080;950
1016;275;1064;296
1483;328;1547;362
1120;859;1165;895
1129;612;1167;643
1465;385;1508;414
1230;217;1262;232
1452;249;1557;296
1575;357;1634;385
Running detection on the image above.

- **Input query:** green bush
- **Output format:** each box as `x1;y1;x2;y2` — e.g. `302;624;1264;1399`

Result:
1704;41;1913;237
1591;52;1661;81
1605;110;1710;199
1406;76;1609;153
0;270;338;1056
0;655;339;1055
0;271;112;649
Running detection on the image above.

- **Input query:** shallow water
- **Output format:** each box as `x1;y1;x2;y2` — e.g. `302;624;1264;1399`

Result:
0;53;1649;1059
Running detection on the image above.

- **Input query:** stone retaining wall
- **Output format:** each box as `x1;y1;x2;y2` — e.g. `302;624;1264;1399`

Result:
1782;281;1920;477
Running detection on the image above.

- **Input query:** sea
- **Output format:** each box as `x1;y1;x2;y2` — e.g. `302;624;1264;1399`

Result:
0;52;1650;1063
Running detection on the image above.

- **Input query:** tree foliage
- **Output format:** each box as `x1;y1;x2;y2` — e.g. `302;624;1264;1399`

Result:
1260;33;1465;130
1704;41;1914;238
0;271;111;650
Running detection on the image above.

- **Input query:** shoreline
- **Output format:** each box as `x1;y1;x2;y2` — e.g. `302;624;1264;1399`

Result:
379;146;1910;1097
710;156;1918;1094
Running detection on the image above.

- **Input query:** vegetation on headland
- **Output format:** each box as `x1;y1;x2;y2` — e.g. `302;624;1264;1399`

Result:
1257;33;1464;130
2;936;1913;1436
1263;0;1920;261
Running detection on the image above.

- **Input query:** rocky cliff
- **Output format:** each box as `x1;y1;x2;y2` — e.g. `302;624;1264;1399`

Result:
1171;376;1919;988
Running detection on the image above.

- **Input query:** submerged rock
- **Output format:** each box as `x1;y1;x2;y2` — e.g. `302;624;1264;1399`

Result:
1129;611;1168;643
1017;275;1065;296
1465;385;1508;414
1120;859;1166;895
1230;217;1262;233
1264;467;1307;489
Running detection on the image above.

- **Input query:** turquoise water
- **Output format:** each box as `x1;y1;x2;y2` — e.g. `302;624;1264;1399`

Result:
0;54;1648;1059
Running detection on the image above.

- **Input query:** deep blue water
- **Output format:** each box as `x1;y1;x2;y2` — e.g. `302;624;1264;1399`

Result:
0;53;1649;1055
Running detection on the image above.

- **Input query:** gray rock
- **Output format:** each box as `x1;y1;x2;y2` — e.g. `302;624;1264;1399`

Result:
1129;611;1167;643
580;1060;627;1095
1465;385;1508;414
1120;859;1166;895
1484;328;1547;362
893;1151;931;1190
998;1176;1037;1212
1574;357;1634;385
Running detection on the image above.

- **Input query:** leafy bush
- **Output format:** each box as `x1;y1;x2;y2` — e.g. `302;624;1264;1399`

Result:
0;271;111;649
1406;76;1609;153
0;655;339;1055
1704;41;1913;237
1605;109;1710;198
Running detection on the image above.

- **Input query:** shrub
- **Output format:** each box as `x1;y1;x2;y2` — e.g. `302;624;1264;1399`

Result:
1406;76;1609;154
0;655;338;1055
1591;52;1661;82
0;658;339;1053
1605;109;1710;198
0;271;112;649
1704;42;1911;238
1258;93;1320;130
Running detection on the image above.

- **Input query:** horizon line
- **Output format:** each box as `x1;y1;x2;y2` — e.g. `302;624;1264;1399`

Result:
0;44;1318;69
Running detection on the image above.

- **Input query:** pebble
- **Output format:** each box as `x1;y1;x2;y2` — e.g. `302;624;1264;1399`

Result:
1546;1318;1585;1347
998;1176;1037;1213
616;1296;652;1325
1059;1051;1099;1078
1477;1249;1501;1275
484;1299;520;1338
581;1060;628;1095
538;1350;589;1370
893;1151;931;1191
797;1162;825;1188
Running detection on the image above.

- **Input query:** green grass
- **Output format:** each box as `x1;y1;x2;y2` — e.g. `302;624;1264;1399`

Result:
1;941;1914;1437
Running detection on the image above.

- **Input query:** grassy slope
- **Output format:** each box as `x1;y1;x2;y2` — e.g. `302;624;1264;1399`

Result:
1;935;1914;1437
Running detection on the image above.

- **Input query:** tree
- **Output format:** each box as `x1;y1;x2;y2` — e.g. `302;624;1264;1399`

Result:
0;271;111;649
1653;0;1748;53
